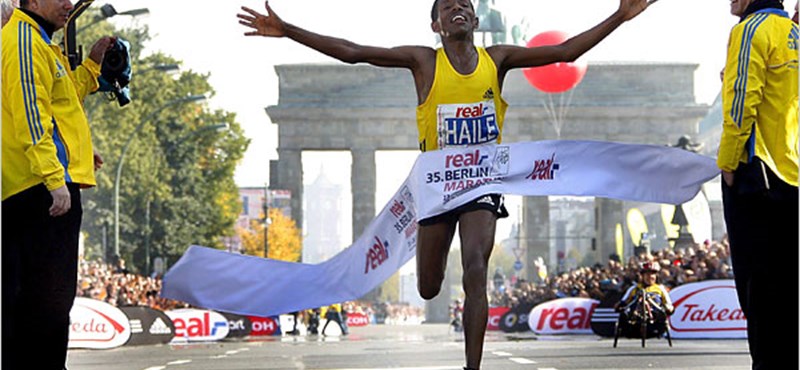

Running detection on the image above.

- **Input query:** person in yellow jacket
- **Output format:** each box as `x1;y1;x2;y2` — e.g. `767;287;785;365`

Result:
1;0;114;368
321;303;349;336
237;0;653;368
719;0;798;369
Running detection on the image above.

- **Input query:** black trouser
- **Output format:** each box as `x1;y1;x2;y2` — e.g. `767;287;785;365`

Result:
322;311;348;335
722;161;798;370
2;183;82;370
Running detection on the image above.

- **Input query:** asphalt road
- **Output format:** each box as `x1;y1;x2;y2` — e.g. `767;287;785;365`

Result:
66;324;751;370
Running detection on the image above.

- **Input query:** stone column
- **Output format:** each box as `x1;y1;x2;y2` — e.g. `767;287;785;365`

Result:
595;198;624;263
270;149;303;228
350;148;377;241
521;196;549;281
351;147;378;301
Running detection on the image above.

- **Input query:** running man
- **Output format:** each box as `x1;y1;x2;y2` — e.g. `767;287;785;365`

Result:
237;1;652;368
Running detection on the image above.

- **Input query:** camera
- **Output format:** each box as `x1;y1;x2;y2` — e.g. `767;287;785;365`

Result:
97;38;132;106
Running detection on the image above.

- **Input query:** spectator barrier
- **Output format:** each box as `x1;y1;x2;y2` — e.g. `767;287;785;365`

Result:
486;306;510;331
119;306;175;345
166;308;230;342
668;279;746;339
68;297;132;349
347;312;370;327
528;298;599;335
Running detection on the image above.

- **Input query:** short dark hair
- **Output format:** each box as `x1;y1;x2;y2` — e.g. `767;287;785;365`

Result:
431;0;439;22
431;0;475;22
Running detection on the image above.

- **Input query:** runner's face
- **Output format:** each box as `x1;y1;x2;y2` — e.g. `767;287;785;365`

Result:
434;0;477;37
729;0;753;17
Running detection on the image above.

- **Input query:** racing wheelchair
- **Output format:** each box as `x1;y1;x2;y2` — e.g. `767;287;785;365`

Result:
612;286;673;348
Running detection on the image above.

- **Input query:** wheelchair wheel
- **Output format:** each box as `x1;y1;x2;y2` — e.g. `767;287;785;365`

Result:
665;320;673;347
640;321;647;348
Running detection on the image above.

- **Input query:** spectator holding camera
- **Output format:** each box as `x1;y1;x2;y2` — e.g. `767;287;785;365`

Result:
1;0;115;368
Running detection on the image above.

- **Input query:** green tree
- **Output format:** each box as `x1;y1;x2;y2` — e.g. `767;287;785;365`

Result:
72;11;250;273
380;272;400;303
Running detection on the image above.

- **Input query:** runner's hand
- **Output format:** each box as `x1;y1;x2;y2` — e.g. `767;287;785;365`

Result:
238;1;287;37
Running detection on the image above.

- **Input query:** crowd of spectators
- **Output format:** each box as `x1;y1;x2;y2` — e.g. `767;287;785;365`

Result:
488;238;734;309
76;258;187;311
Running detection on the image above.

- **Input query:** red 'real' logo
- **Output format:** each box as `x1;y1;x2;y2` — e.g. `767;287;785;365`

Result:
445;150;488;168
454;103;487;118
526;153;560;181
390;199;406;218
533;303;597;331
364;237;390;274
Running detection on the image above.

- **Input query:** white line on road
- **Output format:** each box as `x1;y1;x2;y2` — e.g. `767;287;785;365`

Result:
492;351;513;357
166;359;192;365
143;367;166;370
509;357;537;364
329;367;463;370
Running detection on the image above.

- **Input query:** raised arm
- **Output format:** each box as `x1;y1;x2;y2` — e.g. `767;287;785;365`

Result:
489;0;652;73
237;1;430;69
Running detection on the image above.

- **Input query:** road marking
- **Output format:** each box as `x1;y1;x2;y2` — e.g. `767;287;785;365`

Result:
509;357;537;364
167;359;192;365
538;368;558;370
143;367;166;370
329;367;462;370
492;351;513;357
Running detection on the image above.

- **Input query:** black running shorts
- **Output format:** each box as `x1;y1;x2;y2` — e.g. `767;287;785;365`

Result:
418;193;509;226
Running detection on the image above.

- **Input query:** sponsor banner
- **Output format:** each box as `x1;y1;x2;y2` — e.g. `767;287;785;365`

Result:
410;141;719;220
221;312;252;339
529;298;599;335
162;141;718;317
68;298;132;349
346;312;370;327
499;303;535;333
162;183;419;318
247;315;282;336
120;306;175;346
590;290;624;338
166;309;230;342
669;280;746;339
487;306;510;331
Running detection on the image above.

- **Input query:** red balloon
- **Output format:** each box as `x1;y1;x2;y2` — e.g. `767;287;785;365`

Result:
522;30;588;94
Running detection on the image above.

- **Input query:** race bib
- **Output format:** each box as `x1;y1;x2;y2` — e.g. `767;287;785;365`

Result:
436;101;499;149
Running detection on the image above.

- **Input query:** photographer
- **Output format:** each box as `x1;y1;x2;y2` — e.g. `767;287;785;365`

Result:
1;0;115;368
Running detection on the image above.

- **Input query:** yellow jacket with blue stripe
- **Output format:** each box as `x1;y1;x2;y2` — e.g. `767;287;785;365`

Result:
2;9;100;200
718;8;799;186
